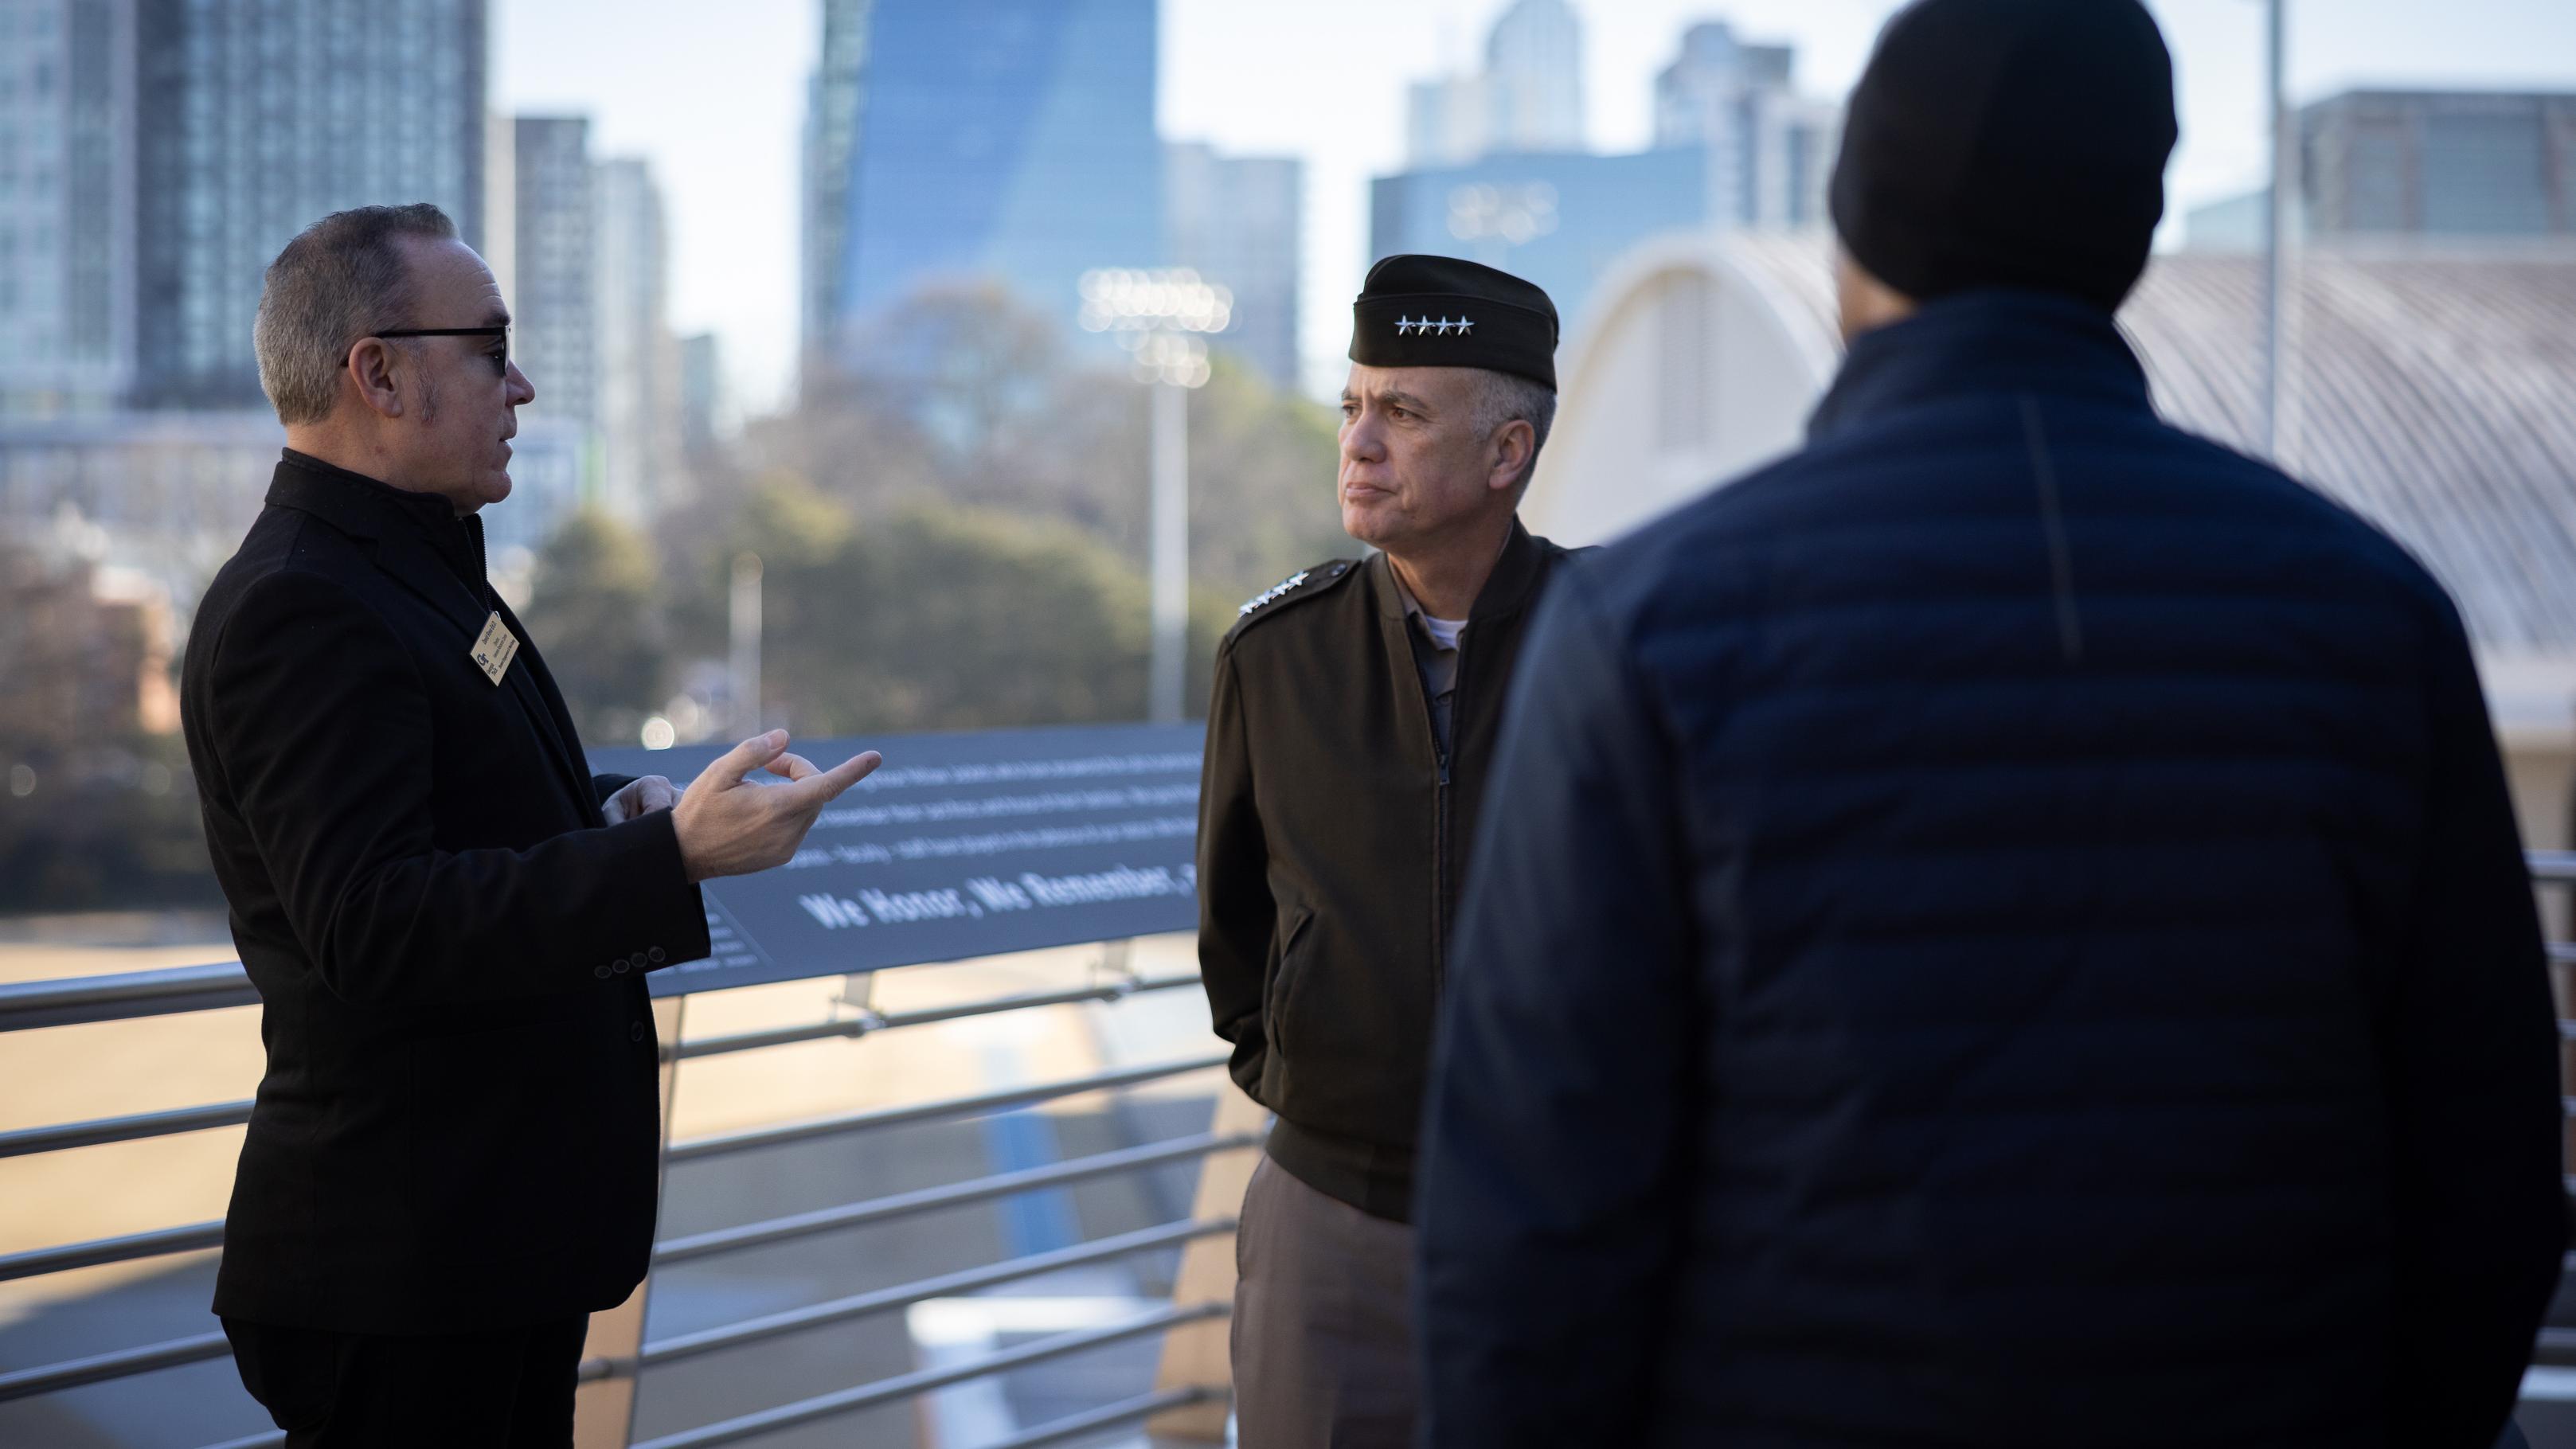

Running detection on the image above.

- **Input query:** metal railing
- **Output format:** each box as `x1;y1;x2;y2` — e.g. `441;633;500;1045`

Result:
10;853;2576;1440
0;944;1251;1447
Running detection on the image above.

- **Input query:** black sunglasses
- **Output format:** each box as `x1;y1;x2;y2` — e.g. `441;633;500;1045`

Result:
358;326;511;377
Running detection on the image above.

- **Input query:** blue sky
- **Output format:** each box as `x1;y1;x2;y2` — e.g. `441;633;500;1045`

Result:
497;0;2576;412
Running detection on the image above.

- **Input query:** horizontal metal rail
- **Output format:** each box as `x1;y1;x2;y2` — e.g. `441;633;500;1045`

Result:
1;850;2558;1041
627;1301;1224;1449
0;1219;225;1284
986;1385;1214;1449
197;1432;283;1449
0;1329;232;1404
0;961;258;1033
0;1137;1252;1287
0;982;1204;1167
0;963;1200;1041
0;1064;1241;1288
2538;1327;2576;1365
592;1216;1231;1380
666;1053;1224;1164
671;971;1200;1060
655;1131;1259;1266
0;1099;256;1160
0;1218;1237;1404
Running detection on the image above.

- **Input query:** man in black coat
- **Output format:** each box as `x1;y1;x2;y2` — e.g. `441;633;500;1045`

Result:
1414;3;2566;1447
181;203;881;1447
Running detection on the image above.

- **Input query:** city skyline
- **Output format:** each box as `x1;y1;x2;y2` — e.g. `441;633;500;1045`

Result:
501;0;2576;412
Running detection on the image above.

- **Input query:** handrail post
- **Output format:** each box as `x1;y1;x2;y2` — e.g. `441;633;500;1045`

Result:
577;993;686;1448
1147;1076;1266;1439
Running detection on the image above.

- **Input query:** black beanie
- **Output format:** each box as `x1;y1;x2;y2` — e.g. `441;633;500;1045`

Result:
1828;0;2178;312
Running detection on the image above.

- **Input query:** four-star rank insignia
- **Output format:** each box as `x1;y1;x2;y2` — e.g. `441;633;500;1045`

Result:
1394;316;1476;336
1238;570;1311;617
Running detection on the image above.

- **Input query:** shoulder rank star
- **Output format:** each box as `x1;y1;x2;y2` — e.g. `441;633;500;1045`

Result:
1238;570;1311;617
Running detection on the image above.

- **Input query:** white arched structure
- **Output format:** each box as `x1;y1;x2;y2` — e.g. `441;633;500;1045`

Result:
1527;229;2576;866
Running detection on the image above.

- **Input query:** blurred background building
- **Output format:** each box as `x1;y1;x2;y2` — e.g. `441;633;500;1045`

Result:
1407;0;1587;167
133;0;491;410
800;0;1165;382
0;0;133;418
1163;143;1303;389
2187;88;2576;248
1375;7;1837;334
592;155;682;527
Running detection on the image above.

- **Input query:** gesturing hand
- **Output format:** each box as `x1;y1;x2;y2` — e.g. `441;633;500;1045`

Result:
670;730;884;884
601;774;681;826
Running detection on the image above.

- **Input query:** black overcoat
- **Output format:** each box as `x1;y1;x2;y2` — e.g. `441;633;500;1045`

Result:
1417;291;2566;1447
179;451;710;1334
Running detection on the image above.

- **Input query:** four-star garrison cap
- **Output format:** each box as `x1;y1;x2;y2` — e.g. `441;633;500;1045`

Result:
1349;254;1558;390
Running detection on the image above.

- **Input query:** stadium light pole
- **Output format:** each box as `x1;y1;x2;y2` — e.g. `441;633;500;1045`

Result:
2262;0;2296;462
1080;268;1232;724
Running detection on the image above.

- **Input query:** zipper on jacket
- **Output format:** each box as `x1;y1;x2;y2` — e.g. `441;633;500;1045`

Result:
1429;638;1468;994
1397;607;1456;995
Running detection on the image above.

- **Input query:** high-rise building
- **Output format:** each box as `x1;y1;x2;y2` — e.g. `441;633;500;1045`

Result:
801;0;870;374
514;118;596;436
1408;74;1494;171
0;0;135;416
1165;143;1303;389
802;0;1163;376
1407;0;1586;167
2184;89;2576;249
593;158;679;525
1370;148;1711;335
1484;0;1585;155
2308;90;2576;237
131;0;489;408
1655;21;1837;231
678;332;726;458
1375;18;1837;337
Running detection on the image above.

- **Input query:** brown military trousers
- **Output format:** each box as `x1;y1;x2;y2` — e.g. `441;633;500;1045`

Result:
1230;1154;1421;1448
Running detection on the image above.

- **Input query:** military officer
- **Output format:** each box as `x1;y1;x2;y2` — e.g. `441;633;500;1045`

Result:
1195;255;1582;1448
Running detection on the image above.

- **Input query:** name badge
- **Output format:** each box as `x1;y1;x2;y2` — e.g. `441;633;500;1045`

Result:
470;611;520;685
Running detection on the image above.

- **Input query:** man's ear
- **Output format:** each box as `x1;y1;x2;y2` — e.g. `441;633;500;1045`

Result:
345;338;406;420
1488;418;1534;495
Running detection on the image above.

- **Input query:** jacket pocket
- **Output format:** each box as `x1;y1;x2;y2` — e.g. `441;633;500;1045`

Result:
1265;908;1314;1064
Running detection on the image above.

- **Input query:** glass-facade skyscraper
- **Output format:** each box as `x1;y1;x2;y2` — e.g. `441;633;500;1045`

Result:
1165;142;1301;389
0;0;133;416
2308;91;2576;237
1370;148;1713;338
804;0;1163;374
131;0;487;408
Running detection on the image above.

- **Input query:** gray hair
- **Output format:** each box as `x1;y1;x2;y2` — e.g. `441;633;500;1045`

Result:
254;203;457;426
1468;367;1557;498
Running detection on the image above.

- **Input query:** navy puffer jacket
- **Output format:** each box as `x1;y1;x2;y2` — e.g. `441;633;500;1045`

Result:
1417;290;2564;1448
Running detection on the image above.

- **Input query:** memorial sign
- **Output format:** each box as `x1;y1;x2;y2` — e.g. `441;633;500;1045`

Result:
588;722;1203;996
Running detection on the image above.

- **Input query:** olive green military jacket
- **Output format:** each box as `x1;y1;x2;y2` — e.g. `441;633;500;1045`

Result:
1195;519;1579;1222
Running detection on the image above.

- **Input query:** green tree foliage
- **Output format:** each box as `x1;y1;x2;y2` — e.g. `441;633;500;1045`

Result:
758;284;1350;605
523;284;1356;744
1185;352;1352;603
520;509;668;746
725;482;1153;733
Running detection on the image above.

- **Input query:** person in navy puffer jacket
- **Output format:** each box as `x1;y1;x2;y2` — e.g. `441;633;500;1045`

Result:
1413;2;2567;1447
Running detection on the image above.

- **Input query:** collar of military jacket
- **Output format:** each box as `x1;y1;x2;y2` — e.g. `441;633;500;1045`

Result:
269;449;487;588
1369;516;1546;626
1805;286;2154;445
